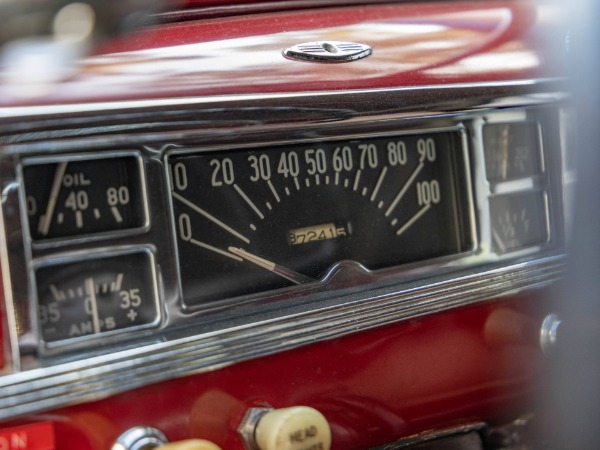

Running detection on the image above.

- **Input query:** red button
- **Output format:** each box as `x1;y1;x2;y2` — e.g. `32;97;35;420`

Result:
0;422;55;450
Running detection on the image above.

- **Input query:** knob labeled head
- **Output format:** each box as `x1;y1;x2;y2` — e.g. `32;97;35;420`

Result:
254;406;331;450
158;439;222;450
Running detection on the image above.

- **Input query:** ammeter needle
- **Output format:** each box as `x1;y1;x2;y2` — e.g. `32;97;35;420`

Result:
85;277;101;334
228;247;315;285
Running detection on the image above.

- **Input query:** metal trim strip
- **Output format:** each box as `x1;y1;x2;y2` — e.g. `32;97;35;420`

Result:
0;255;564;420
0;79;565;122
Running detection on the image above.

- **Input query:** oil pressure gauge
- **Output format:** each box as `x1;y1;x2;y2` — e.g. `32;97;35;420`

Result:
34;250;159;345
22;154;147;242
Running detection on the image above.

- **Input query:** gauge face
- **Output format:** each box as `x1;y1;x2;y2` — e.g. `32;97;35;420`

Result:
23;155;146;242
35;251;159;344
170;131;473;306
490;191;548;254
483;122;542;182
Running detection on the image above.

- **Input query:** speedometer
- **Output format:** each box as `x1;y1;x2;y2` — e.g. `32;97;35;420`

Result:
169;130;473;307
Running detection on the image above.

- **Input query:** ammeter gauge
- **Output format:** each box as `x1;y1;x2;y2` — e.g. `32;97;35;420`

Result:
34;250;159;344
22;154;147;242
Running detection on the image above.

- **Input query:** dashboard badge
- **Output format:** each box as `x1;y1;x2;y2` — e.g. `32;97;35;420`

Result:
283;41;372;63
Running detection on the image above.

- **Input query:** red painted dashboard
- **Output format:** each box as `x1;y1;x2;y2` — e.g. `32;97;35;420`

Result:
0;1;569;449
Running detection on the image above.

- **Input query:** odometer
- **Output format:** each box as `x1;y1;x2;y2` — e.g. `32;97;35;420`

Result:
169;131;473;307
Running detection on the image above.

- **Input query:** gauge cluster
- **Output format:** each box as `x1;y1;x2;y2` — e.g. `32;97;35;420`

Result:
0;103;565;368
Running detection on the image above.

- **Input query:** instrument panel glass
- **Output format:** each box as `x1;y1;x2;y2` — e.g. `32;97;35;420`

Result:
22;155;146;242
35;250;159;344
169;130;473;307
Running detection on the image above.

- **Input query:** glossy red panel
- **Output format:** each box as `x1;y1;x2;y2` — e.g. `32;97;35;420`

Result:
0;422;55;450
6;295;551;450
0;1;564;107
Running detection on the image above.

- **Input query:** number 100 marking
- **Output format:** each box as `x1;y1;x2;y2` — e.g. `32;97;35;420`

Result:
417;180;441;206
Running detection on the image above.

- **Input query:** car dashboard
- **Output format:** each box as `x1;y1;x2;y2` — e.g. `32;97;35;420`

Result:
0;1;572;449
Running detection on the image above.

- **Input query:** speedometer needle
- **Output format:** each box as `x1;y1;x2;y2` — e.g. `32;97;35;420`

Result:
228;247;315;285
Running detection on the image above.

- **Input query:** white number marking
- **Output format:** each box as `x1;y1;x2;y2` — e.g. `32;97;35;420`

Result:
173;162;188;190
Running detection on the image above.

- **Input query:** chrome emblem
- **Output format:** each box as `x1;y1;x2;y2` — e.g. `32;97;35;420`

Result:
283;41;372;63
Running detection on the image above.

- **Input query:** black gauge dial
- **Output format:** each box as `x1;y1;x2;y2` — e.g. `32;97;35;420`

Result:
483;122;542;182
490;191;548;254
23;155;146;241
35;251;159;344
170;131;473;306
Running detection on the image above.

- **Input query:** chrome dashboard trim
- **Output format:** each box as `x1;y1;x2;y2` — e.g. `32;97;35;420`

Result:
0;255;564;420
0;79;565;122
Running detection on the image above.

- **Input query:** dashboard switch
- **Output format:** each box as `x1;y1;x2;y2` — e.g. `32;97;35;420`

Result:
239;406;331;450
111;426;167;450
112;428;221;450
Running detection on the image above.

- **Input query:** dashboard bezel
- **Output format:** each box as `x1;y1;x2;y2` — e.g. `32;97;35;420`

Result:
164;124;477;312
18;150;151;248
0;82;568;420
